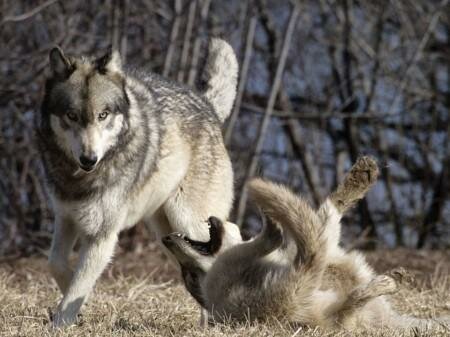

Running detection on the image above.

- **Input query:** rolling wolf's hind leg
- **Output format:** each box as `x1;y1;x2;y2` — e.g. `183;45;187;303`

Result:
328;275;397;324
48;218;78;294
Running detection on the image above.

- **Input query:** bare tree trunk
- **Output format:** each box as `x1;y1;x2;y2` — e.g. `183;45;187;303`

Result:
417;10;450;247
177;0;197;83
163;0;182;78
235;3;300;226
256;0;322;206
111;0;121;50
365;1;404;246
187;0;211;86
120;0;129;62
110;0;128;61
281;116;323;206
416;153;449;248
331;0;378;246
224;13;257;144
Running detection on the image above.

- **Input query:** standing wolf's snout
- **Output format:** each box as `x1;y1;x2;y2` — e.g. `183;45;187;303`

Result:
79;154;98;171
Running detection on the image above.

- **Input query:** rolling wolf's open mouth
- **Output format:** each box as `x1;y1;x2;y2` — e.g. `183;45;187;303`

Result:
163;232;211;255
165;217;224;255
182;234;211;255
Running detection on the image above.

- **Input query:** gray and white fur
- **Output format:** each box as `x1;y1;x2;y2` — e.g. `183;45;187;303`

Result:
164;157;449;331
37;38;241;327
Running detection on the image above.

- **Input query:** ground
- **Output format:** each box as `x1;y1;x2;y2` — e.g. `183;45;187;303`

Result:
1;243;449;337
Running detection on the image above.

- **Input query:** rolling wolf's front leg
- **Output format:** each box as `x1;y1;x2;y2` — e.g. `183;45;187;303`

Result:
52;231;118;327
48;217;78;294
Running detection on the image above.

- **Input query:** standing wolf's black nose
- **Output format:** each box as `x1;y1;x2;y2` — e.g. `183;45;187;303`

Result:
79;155;98;170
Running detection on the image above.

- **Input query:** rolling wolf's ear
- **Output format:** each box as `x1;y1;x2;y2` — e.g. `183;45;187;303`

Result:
96;47;122;74
49;46;72;78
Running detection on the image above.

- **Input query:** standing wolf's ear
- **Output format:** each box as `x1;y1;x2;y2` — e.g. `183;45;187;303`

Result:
96;48;122;74
49;46;73;78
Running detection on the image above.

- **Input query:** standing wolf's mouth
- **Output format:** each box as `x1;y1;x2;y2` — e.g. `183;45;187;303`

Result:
80;165;96;172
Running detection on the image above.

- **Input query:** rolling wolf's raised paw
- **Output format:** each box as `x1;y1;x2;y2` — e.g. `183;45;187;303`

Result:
368;275;397;297
331;156;380;213
349;156;379;186
387;267;417;288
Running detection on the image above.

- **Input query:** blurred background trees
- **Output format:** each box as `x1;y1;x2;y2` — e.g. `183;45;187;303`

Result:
0;0;449;256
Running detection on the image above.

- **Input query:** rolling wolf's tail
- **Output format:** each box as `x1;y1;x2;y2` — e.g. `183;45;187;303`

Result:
201;38;238;123
248;179;328;281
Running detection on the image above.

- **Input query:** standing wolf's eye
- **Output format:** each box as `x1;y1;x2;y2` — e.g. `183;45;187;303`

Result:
98;110;110;121
66;111;78;122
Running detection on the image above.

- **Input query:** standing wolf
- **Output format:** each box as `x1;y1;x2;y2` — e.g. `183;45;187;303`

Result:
37;39;240;327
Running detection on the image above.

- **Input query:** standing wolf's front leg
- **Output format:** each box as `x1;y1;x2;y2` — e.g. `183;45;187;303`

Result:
49;217;78;294
52;231;118;327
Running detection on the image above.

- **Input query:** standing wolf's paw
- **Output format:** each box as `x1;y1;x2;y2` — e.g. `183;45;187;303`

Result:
50;308;80;329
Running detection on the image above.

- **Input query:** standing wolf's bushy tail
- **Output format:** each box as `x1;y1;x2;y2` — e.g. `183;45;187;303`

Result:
201;38;238;123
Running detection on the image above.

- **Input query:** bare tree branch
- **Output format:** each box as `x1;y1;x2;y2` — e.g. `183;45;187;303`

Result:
224;13;257;144
235;3;300;226
177;0;197;83
163;0;182;78
1;0;59;24
187;0;212;86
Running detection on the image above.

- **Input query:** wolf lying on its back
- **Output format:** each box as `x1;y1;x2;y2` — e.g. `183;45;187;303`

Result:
37;39;242;327
164;157;446;330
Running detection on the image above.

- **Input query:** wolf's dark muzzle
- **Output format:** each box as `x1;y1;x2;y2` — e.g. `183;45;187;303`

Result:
79;155;98;171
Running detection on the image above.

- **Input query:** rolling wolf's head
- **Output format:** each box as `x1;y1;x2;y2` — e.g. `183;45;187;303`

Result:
162;217;225;306
40;47;130;172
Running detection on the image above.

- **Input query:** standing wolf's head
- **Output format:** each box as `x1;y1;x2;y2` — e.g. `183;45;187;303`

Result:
40;47;130;172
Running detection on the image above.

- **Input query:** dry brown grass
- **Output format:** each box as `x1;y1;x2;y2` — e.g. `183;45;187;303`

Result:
1;245;450;337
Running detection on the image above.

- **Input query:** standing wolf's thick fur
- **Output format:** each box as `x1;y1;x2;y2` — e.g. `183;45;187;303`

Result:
164;157;448;330
37;39;241;327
